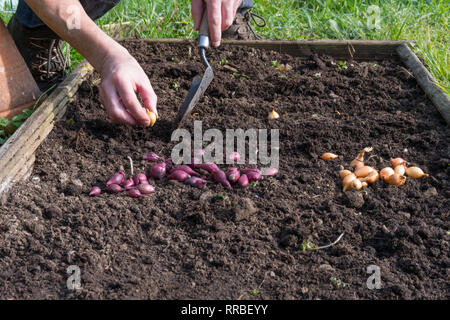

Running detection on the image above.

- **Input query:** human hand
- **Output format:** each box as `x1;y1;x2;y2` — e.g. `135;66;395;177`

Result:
98;45;158;126
191;0;242;47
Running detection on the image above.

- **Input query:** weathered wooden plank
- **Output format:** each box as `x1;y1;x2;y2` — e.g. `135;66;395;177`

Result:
140;38;408;60
397;43;450;125
0;62;92;198
0;154;35;204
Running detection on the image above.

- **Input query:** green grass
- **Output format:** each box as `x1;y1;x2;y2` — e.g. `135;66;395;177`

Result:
1;0;449;94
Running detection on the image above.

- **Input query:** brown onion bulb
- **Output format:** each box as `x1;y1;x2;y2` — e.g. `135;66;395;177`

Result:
380;167;395;181
349;159;364;170
391;158;406;168
405;166;429;179
355;147;373;162
394;165;406;176
344;178;362;192
321;152;338;160
339;170;353;179
354;166;375;178
386;173;406;186
268;109;280;120
352;179;363;190
146;110;157;127
364;170;380;184
342;173;357;186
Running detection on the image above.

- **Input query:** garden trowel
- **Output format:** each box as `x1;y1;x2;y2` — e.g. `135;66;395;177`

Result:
176;8;213;126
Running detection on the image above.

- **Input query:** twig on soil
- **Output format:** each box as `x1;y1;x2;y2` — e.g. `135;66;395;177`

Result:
314;232;345;250
128;156;134;176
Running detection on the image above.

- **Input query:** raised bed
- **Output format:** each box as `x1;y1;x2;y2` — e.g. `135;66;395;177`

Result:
0;39;448;201
0;38;449;299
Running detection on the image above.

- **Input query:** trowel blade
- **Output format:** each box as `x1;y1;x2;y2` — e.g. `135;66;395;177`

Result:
176;66;214;126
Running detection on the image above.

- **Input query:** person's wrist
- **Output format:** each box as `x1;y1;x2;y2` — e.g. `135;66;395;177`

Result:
95;39;130;76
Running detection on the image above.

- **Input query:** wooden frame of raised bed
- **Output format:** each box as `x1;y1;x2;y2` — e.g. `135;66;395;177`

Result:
0;39;449;202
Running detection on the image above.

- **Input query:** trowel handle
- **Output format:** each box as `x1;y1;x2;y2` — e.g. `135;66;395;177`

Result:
198;8;209;49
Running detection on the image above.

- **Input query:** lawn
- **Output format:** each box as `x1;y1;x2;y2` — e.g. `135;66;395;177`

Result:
0;0;449;92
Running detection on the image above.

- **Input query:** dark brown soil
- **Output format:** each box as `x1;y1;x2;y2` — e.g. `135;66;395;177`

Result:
1;40;449;300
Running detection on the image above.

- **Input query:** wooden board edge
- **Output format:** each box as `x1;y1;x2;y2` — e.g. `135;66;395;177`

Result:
137;38;408;45
0;61;93;199
0;154;35;205
397;43;450;125
134;38;407;60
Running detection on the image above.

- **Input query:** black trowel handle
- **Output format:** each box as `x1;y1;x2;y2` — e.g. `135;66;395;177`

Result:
199;5;209;49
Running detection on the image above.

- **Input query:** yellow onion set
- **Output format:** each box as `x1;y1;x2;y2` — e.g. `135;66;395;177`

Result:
320;147;429;192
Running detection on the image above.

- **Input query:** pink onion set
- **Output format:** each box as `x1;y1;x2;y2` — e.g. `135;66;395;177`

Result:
89;151;279;198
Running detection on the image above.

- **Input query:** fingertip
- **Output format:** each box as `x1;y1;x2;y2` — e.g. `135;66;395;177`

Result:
212;41;221;47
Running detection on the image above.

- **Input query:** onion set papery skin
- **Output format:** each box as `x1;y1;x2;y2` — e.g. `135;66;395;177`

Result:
197;162;220;174
361;170;379;184
354;166;375;178
268;109;280;120
228;152;240;162
405;167;429;179
386;173;406;186
350;159;364;170
246;171;263;182
343;178;362;192
106;184;123;194
320;152;338;160
107;172;125;186
262;168;279;176
226;168;240;183
165;158;173;171
129;188;144;198
123;178;135;190
341;173;365;192
339;170;353;179
144;152;163;162
238;174;249;187
150;163;167;180
138;184;155;194
146;110;157;126
380;167;395;181
168;170;191;182
134;173;149;185
89;186;101;196
355;147;373;162
212;170;233;190
391;158;406;168
394;165;406;176
241;168;261;175
342;173;357;186
171;165;200;177
185;177;206;189
350;147;373;169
